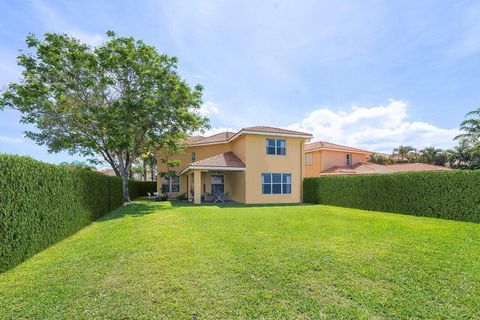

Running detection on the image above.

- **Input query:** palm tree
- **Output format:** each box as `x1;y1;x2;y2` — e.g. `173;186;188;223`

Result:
452;108;480;169
392;145;416;161
418;147;442;164
455;108;480;144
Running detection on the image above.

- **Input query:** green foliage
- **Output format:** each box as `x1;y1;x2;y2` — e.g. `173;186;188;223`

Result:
392;145;416;161
0;154;154;272
451;108;480;169
304;171;480;222
367;153;392;164
0;31;209;202
1;201;480;319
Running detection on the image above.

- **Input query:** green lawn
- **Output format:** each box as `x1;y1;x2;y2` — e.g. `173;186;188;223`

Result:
1;201;480;319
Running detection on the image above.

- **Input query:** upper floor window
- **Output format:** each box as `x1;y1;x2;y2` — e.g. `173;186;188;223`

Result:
346;153;352;166
191;152;196;162
266;139;286;155
305;153;313;166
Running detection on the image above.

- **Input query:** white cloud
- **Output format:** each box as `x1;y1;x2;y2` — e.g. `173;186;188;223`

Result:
0;136;23;144
288;99;459;152
198;101;220;117
68;31;104;47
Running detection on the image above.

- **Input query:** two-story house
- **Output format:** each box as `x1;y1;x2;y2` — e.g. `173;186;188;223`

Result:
156;126;313;204
304;141;371;177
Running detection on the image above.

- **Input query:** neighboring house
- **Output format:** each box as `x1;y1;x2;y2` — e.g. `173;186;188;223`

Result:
304;141;451;176
321;162;452;175
97;168;117;176
156;126;313;204
304;141;372;177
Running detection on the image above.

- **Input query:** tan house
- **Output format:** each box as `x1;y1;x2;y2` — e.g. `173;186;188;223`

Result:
304;141;451;176
156;126;312;204
304;141;372;177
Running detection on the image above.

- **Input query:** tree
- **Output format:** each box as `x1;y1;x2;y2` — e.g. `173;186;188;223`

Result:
156;133;185;198
418;147;444;165
0;32;209;202
455;108;480;145
367;153;392;165
59;160;96;170
392;145;415;161
453;108;480;169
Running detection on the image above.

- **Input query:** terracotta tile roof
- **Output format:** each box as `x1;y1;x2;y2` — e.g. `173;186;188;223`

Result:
241;126;312;137
180;152;246;173
186;126;312;146
186;135;205;144
188;131;236;145
306;141;371;153
321;162;452;175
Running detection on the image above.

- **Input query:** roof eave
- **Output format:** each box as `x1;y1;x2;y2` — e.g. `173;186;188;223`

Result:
180;166;246;175
305;147;372;154
229;130;312;142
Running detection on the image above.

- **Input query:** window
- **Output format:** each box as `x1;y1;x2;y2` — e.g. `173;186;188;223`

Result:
191;152;196;161
161;174;180;193
211;175;224;193
346;153;352;166
305;153;313;166
262;173;292;194
266;139;286;155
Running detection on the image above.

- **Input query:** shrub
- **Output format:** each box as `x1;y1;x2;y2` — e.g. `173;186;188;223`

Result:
0;154;156;272
304;171;480;223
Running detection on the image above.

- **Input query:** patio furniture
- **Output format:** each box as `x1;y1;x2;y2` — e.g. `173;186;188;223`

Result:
204;193;215;202
213;192;228;203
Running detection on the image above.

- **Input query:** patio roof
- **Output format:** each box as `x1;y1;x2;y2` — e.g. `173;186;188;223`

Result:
179;152;246;175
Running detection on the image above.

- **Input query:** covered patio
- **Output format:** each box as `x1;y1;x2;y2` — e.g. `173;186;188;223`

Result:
179;152;246;204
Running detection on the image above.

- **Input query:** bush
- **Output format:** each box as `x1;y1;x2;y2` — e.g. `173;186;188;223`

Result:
0;154;156;272
304;171;480;223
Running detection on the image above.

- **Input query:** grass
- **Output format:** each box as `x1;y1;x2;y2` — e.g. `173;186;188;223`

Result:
1;201;480;319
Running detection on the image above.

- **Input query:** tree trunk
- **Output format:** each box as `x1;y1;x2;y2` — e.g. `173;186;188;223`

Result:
143;159;147;181
117;153;131;203
150;163;155;181
121;173;131;203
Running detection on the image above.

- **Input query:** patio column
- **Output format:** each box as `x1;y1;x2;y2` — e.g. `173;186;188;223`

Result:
193;169;202;204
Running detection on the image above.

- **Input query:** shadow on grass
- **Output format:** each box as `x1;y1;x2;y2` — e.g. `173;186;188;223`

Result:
168;200;308;209
98;201;171;221
99;199;308;221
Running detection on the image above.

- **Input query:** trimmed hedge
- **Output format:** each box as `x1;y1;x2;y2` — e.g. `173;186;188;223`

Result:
129;180;157;198
304;170;480;223
0;154;156;272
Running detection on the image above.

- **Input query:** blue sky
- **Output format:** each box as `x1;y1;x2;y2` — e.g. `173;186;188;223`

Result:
1;0;479;164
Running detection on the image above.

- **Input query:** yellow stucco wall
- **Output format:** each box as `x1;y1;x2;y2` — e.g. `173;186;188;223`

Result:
156;136;247;201
304;150;370;177
243;135;305;204
156;133;306;203
305;150;323;177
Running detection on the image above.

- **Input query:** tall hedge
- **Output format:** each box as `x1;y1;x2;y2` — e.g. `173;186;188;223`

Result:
0;154;156;272
304;170;480;223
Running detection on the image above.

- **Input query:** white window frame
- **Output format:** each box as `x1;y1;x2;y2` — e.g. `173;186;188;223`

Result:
162;174;180;193
261;173;292;194
266;139;286;156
